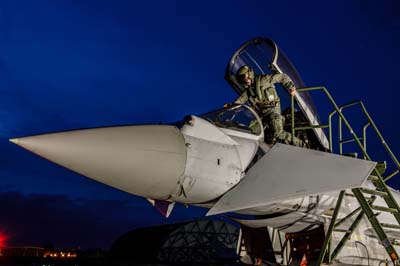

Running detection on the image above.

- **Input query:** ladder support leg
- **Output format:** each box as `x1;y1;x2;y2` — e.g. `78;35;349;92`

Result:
317;191;345;265
353;188;399;264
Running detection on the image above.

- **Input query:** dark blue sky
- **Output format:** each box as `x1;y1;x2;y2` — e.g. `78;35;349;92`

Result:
0;0;399;249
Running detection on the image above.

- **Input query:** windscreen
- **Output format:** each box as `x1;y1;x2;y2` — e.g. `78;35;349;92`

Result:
201;105;262;136
225;37;329;148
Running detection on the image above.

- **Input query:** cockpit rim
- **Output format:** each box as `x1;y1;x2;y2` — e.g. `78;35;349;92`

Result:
200;104;264;140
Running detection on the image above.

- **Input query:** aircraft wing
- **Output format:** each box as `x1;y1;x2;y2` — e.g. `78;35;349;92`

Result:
207;143;376;216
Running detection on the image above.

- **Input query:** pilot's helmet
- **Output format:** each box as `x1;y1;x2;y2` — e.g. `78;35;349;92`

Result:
236;65;255;83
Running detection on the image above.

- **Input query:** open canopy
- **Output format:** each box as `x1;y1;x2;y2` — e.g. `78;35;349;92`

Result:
225;37;329;148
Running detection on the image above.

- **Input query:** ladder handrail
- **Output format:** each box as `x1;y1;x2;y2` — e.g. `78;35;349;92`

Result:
291;87;400;181
290;86;400;264
291;87;370;160
293;87;400;224
338;100;400;179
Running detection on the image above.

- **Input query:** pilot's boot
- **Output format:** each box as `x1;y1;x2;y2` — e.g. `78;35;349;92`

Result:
269;114;308;148
290;135;309;148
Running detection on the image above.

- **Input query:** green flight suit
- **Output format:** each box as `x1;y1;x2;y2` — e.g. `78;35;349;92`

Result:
234;72;306;147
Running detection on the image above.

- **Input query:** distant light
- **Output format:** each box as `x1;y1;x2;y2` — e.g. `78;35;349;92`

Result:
0;232;7;248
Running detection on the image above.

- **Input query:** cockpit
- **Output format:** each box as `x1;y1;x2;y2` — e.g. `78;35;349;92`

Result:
201;105;262;136
224;37;329;149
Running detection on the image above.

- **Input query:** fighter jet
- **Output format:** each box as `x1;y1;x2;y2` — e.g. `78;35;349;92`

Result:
10;38;400;265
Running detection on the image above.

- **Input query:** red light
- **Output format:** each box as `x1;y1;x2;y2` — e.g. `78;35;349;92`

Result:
0;232;7;248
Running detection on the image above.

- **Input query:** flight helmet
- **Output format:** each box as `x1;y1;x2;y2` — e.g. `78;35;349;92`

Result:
236;65;255;84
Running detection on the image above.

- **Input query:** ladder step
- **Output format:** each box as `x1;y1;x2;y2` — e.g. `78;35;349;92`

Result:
346;192;374;201
342;152;358;158
361;188;388;198
294;124;329;130
371;205;399;213
340;137;363;144
384;169;399;182
380;223;400;230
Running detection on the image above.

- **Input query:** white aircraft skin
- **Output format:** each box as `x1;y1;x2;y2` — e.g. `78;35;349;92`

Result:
9;105;400;265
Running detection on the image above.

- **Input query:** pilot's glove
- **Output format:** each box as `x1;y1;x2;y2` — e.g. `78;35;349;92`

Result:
223;102;233;108
289;87;297;96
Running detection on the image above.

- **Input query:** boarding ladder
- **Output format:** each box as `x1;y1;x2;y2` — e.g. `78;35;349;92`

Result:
290;87;400;265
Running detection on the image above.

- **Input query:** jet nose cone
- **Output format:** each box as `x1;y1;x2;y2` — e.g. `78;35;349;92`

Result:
11;125;187;199
9;138;19;144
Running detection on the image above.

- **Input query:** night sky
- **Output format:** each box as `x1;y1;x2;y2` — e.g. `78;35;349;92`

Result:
0;0;399;249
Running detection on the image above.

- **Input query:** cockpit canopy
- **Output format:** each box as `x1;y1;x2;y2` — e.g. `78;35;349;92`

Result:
225;37;328;148
225;37;313;109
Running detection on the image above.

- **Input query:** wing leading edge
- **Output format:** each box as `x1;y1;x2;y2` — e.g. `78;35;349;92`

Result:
207;144;376;216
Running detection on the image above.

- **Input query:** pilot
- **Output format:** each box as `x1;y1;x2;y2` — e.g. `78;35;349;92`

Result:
233;65;307;147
